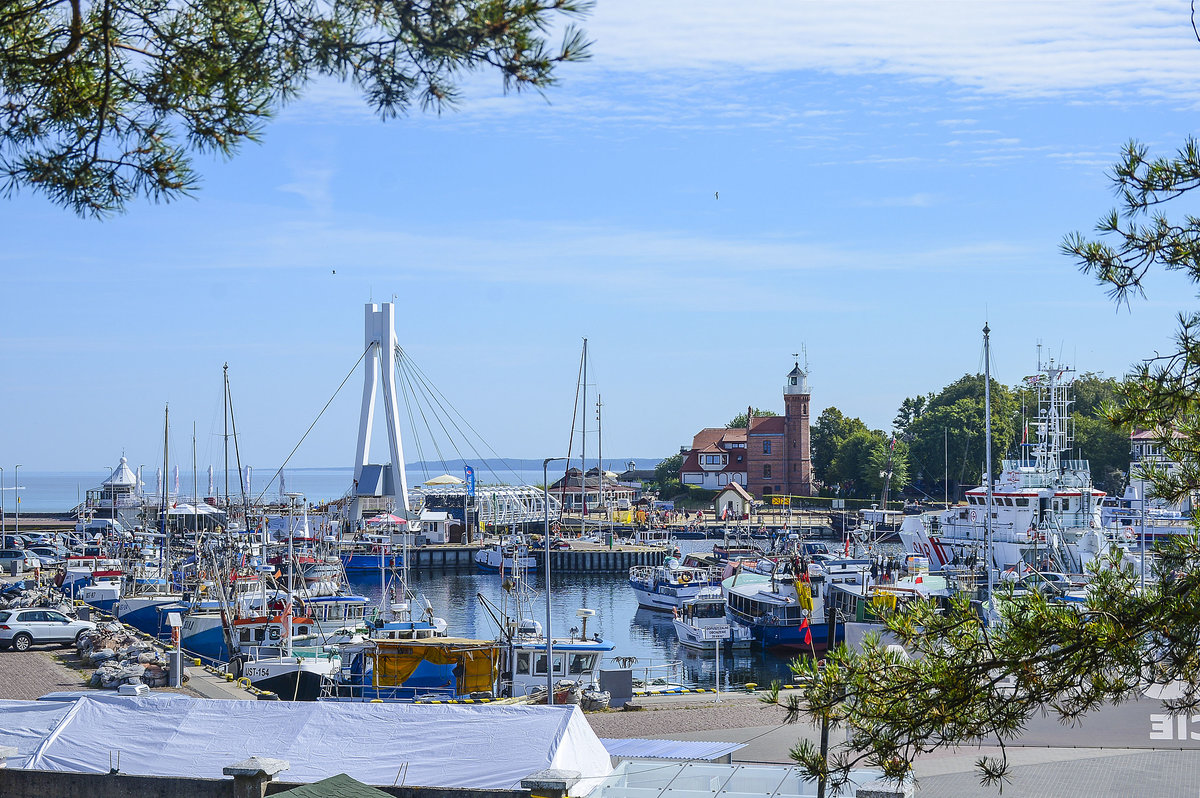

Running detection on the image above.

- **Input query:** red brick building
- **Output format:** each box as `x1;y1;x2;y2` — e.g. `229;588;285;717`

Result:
678;362;814;501
745;363;813;500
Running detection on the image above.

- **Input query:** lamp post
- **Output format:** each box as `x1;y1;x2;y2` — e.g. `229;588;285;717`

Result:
543;456;567;705
14;465;21;536
0;466;5;537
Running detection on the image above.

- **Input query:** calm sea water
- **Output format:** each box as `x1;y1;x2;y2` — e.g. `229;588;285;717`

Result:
345;539;802;689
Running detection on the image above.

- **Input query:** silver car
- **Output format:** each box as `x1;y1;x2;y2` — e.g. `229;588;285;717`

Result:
0;608;96;651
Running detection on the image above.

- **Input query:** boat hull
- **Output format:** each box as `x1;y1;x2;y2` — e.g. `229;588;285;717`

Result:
116;595;182;637
474;552;540;573
630;584;708;612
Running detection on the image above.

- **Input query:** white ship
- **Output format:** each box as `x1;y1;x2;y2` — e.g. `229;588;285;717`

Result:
900;358;1143;575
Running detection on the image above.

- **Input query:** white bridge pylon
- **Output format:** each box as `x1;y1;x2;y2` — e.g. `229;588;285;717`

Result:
353;302;410;514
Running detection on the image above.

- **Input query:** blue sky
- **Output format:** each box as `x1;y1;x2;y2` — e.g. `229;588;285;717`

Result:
4;0;1200;476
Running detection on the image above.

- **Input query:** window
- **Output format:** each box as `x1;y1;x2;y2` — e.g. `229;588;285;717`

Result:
763;464;772;479
569;654;597;675
1015;498;1029;507
763;440;772;455
516;652;531;675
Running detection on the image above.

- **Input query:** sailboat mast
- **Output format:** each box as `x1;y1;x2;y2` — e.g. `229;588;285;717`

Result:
983;323;994;605
162;404;170;583
580;338;588;538
192;423;199;545
597;393;603;531
223;364;230;511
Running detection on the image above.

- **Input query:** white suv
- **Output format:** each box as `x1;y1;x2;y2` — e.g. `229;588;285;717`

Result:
0;608;96;651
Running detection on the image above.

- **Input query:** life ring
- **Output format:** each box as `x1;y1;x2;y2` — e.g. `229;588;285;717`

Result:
679;572;692;584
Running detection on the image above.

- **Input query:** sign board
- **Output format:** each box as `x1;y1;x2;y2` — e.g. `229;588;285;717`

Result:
701;625;732;641
832;499;845;509
770;496;791;506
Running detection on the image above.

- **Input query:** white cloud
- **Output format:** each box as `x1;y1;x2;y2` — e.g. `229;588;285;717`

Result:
586;1;1200;99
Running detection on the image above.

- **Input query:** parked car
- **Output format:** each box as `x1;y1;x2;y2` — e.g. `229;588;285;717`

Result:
0;549;41;573
27;544;69;567
0;608;96;651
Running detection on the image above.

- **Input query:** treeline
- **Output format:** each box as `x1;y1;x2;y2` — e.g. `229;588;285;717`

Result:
815;372;1130;501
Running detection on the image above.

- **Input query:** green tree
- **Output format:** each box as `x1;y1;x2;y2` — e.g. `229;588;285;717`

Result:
905;374;1016;498
893;394;930;436
726;408;779;429
829;428;897;499
1;0;590;216
811;407;868;490
652;452;684;492
867;435;908;499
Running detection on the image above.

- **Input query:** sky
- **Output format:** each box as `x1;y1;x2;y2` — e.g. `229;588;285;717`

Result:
4;0;1200;479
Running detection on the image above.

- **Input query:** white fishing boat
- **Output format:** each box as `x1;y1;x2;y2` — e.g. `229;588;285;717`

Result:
671;587;752;650
628;557;713;612
474;536;539;573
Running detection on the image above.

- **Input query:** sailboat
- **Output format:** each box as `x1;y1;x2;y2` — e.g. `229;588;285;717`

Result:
116;404;184;637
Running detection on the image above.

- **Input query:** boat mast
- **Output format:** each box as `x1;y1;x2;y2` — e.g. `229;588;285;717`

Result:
596;393;603;532
223;364;230;512
161;404;171;587
983;323;994;606
192;422;199;553
580;338;588;539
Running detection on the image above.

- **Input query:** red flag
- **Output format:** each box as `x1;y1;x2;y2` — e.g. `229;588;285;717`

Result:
800;617;813;646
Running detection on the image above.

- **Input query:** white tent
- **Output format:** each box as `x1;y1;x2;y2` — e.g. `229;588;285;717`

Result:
0;695;611;795
424;474;465;485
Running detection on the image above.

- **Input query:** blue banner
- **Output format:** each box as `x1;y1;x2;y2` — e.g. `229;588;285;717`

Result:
464;465;476;497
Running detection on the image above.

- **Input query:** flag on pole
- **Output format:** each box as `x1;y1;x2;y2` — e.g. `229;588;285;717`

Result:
799;617;812;646
207;466;214;496
173;466;180;494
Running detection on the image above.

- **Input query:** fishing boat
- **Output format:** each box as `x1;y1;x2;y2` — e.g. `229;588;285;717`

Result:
73;570;123;613
474;536;539;573
722;556;860;652
628;557;712;612
671;587;752;650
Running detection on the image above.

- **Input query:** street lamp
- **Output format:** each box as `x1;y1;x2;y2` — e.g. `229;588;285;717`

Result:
543;456;568;705
0;466;5;537
14;465;21;536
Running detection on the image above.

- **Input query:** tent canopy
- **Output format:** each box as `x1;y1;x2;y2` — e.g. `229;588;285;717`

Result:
365;513;405;525
0;695;610;795
424;474;465;485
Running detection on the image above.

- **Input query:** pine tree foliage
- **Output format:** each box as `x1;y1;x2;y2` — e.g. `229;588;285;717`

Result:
0;0;591;216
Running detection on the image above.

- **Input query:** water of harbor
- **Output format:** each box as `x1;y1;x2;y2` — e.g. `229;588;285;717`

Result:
345;539;803;690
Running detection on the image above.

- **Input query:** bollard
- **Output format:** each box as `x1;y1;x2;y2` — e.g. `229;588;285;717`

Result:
169;649;184;688
222;757;289;798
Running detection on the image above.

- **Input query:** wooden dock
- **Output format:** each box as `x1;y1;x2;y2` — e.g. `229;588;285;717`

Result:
407;543;667;573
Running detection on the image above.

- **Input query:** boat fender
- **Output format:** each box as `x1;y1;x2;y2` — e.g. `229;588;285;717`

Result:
228;654;245;680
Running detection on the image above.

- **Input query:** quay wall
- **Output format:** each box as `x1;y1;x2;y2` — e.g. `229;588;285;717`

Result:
408;545;666;573
0;769;530;798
